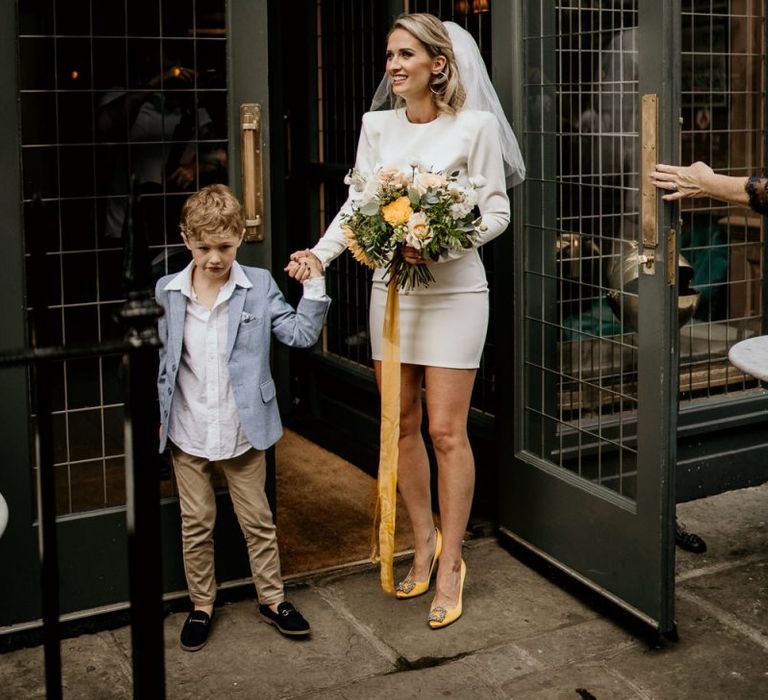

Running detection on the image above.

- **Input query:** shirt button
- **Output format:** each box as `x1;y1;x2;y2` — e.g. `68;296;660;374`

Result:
167;387;172;395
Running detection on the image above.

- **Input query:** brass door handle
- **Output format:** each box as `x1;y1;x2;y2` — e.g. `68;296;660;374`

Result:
640;93;658;274
240;103;264;242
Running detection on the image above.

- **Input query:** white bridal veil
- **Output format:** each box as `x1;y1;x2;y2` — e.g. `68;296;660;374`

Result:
370;20;525;188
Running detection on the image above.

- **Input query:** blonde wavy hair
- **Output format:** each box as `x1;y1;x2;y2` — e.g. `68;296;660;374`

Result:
180;184;245;240
388;13;466;115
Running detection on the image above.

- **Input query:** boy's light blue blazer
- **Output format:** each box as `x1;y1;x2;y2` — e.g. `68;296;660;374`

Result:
155;265;330;453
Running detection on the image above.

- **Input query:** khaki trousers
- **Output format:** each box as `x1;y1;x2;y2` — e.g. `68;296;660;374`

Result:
170;443;284;607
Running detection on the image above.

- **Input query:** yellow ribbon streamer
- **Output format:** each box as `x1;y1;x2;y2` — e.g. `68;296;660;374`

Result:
371;280;400;594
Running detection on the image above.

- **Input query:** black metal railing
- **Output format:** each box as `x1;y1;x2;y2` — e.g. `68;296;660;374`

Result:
0;183;166;698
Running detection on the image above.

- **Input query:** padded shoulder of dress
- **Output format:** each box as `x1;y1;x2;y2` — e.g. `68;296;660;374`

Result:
361;110;398;129
455;109;496;128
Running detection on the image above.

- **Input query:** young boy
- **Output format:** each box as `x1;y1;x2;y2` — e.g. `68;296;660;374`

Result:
155;184;328;650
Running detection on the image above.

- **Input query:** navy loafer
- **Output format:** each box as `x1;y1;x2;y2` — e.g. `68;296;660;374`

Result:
180;609;214;651
258;601;310;637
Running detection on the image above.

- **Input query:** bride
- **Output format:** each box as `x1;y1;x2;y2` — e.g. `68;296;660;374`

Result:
287;13;524;628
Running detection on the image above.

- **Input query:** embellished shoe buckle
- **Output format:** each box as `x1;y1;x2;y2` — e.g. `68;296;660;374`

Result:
397;578;416;594
427;607;446;623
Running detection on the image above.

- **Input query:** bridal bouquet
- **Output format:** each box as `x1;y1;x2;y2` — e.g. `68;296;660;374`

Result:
341;163;487;291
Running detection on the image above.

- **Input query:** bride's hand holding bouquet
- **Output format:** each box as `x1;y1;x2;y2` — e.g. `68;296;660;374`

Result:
342;162;488;291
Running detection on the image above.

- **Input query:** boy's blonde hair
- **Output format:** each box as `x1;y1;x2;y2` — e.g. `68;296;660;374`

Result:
388;13;466;115
180;184;245;240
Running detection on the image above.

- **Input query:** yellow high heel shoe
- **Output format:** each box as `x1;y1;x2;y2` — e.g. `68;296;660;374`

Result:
395;528;442;599
427;559;466;629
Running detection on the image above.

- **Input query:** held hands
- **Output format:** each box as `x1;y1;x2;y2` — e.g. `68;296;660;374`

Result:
285;249;324;282
650;161;714;201
283;246;425;282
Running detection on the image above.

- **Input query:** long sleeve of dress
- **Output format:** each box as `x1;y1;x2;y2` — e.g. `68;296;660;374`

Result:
311;115;377;267
312;110;512;267
437;111;510;262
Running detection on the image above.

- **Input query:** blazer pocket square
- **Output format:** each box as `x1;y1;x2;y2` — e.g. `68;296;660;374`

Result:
260;379;276;402
240;311;257;324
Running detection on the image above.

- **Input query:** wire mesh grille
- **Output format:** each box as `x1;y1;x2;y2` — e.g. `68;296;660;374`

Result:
523;0;642;499
17;0;229;515
523;0;765;500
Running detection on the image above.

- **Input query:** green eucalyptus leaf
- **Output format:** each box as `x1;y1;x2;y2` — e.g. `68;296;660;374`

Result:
360;201;380;216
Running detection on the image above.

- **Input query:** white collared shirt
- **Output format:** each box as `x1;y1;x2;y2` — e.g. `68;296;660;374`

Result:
165;261;327;461
166;261;251;460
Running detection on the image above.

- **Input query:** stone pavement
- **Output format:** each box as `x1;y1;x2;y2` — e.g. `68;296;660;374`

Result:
1;482;766;699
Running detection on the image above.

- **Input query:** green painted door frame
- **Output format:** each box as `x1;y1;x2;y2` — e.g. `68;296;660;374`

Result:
0;0;40;630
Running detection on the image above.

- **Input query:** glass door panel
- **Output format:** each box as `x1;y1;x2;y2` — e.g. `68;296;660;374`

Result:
499;0;680;633
18;0;229;521
524;1;642;500
4;0;261;624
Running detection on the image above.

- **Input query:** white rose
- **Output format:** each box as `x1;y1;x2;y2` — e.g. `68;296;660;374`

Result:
376;165;409;188
404;211;432;249
447;182;464;199
450;202;472;220
414;171;446;195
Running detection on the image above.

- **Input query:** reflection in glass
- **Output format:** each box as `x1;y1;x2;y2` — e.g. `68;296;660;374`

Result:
522;0;765;500
17;0;229;515
57;38;92;90
524;2;641;499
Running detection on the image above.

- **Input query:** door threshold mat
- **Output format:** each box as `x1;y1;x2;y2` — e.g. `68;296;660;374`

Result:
276;429;415;576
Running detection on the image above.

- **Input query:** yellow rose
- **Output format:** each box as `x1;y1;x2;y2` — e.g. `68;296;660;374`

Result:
343;224;376;269
381;196;413;227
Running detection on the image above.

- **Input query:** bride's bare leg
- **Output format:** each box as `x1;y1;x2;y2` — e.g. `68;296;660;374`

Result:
374;361;436;580
424;366;476;611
